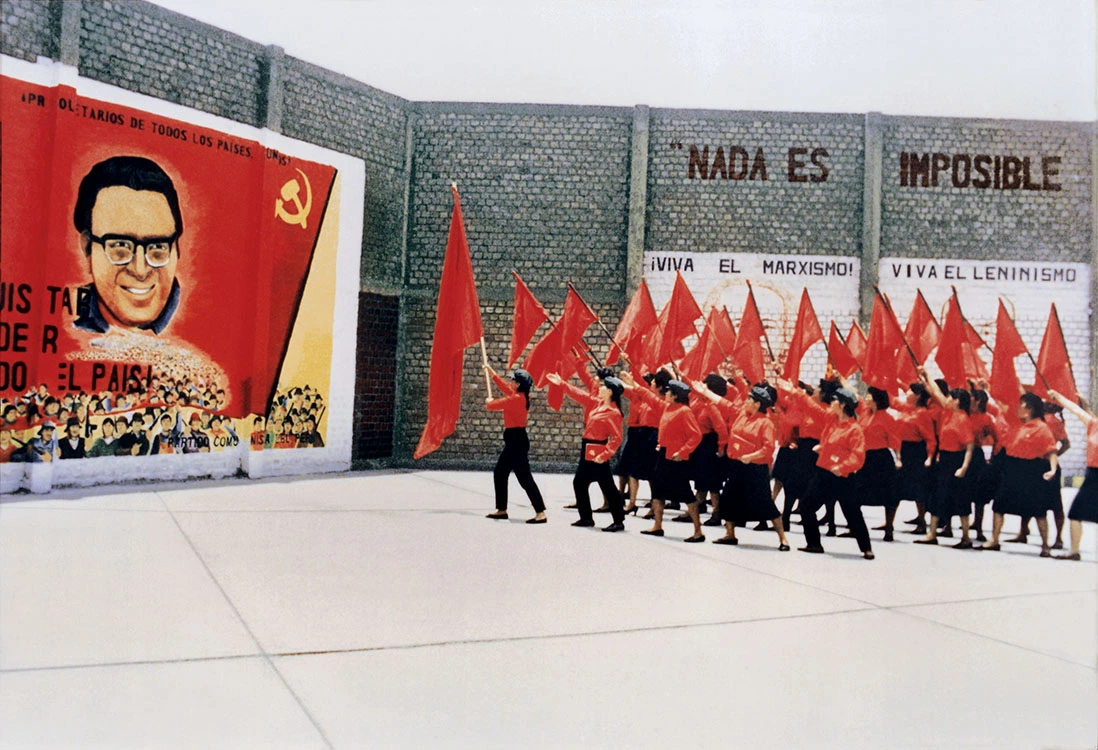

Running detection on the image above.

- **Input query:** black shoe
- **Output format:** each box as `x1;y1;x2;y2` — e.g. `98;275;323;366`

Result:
837;531;854;538
778;543;790;551
526;517;547;524
684;534;705;543
952;539;973;550
1055;552;1082;561
939;527;953;538
1005;534;1028;544
863;551;875;560
910;523;927;535
1039;546;1052;558
641;510;655;520
486;511;508;520
825;526;837;538
883;530;894;542
671;514;692;523
981;542;1001;551
913;537;938;545
667;501;681;511
571;519;595;528
872;523;887;531
624;505;639;516
602;522;625;533
713;536;738;545
703;516;722;527
1051;540;1064;550
640;528;664;537
975;533;987;543
753;522;769;531
799;545;825;554
593;506;611;514
903;516;922;525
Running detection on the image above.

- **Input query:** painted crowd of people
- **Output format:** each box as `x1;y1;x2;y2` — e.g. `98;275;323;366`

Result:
481;361;1097;562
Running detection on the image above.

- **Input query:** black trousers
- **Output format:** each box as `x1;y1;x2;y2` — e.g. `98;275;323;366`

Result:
800;467;872;553
494;428;545;513
573;459;624;523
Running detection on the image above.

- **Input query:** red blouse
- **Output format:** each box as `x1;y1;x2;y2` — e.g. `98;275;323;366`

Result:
1003;419;1057;461
1086;420;1097;468
775;399;802;447
893;405;937;453
789;389;832;441
969;412;997;449
486;373;527;429
691;397;729;453
937;410;975;453
817;418;866;477
658;402;702;461
861;409;900;452
1044;413;1068;444
560;382;623;462
726;411;777;465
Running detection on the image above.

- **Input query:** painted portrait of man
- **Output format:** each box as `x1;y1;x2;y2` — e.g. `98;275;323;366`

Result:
72;155;183;334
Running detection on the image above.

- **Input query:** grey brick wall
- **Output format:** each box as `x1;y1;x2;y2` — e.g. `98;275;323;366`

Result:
646;110;866;257
282;59;409;288
0;0;58;62
881;117;1094;261
78;0;265;126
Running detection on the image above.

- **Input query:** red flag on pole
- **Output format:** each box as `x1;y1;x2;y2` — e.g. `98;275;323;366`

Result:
863;293;904;390
414;186;484;459
846;321;868;369
897;290;941;384
989;300;1027;406
558;287;598;361
732;287;766;384
507;273;549;370
827;321;860;378
934;294;967;388
607;280;658;368
1034;303;1078;400
962;320;990;382
679;305;737;381
781;288;824;382
645;271;704;369
524;324;563;389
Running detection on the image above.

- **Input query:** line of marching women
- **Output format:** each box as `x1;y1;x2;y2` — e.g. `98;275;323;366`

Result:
480;360;1096;562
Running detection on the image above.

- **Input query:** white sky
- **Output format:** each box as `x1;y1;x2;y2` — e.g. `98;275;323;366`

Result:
148;0;1097;120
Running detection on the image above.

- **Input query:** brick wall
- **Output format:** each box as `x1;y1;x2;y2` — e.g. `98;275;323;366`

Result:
0;0;58;62
353;293;400;460
646;110;865;257
881;117;1094;261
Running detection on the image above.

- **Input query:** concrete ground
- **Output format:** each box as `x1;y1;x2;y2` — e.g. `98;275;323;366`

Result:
1;469;1095;749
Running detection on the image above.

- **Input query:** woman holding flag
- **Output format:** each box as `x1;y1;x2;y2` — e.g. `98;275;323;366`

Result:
483;365;547;524
546;371;627;531
1048;390;1097;561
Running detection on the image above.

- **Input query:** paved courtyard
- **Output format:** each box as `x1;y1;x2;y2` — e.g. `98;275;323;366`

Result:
1;470;1095;749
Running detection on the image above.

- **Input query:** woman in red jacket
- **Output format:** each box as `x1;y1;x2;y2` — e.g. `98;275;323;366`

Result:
710;384;790;550
892;382;937;535
546;372;626;531
1049;390;1097;560
623;375;704;542
484;367;546;524
787;384;874;559
982;392;1060;555
914;373;976;548
857;387;901;542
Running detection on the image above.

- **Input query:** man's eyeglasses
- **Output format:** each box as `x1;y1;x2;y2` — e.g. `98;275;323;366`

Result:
89;234;177;268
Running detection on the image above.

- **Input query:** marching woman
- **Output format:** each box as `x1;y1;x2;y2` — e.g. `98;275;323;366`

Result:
614;370;660;515
914;372;977;549
857;387;902;542
690;373;730;525
782;378;843;537
981;392;1059;556
783;383;874;559
1048;390;1097;561
620;374;705;542
968;388;998;543
891;383;937;536
1009;403;1070;548
545;371;627;531
483;366;547;524
702;383;790;550
770;389;805;531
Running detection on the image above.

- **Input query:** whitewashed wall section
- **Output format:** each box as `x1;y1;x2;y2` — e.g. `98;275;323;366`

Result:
879;257;1093;476
643;251;861;386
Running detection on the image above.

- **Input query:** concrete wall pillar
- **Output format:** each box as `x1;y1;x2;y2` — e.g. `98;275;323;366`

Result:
262;44;285;132
859;111;884;327
57;0;81;67
626;104;650;296
1090;122;1098;409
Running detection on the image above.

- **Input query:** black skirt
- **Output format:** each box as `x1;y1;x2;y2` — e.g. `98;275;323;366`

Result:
993;455;1056;517
781;437;819;502
720;461;778;523
1043;465;1065;515
856;448;897;507
928;449;974;519
976;449;1004;506
690;431;725;493
1067;467;1098;523
653;454;696;506
895;441;930;504
616;426;658;480
771;445;797;484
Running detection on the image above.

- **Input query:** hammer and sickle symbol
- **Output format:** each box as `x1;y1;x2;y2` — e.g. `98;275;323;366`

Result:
275;168;313;229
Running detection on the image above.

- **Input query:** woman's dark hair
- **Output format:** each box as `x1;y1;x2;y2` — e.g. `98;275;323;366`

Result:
817;378;840;404
868;386;890;411
653;370;672;393
1019;392;1043;420
704;372;727;397
949;388;972;414
602;377;625;413
910;382;932;408
797;381;815;397
971;389;989;414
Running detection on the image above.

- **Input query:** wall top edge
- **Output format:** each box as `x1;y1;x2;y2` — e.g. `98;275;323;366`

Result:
880;112;1096;132
648;107;863;123
413;100;634;118
107;0;266;55
285;55;411;108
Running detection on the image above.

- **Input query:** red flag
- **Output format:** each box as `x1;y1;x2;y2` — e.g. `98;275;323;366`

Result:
827;321;860;378
732;288;766;384
846;321;868;368
646;271;704;369
781;288;824;382
679;305;737;381
524;324;563;389
897;291;941;384
558;288;598;361
863;293;904;390
607;280;658;368
507;273;549;369
935;293;985;388
546;347;590;412
414;187;484;459
962;320;990;381
1034;303;1078;400
714;307;737;354
989;300;1027;406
